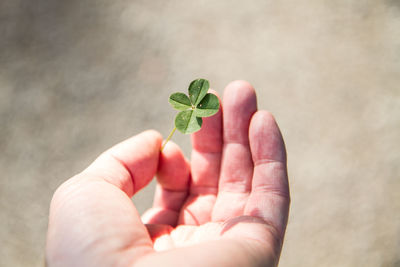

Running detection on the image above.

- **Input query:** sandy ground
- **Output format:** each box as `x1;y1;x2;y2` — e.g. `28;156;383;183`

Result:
1;0;399;266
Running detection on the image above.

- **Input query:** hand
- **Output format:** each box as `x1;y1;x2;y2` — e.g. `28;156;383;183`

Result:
46;80;290;267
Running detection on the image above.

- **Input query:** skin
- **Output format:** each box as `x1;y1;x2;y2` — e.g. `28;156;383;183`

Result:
46;80;290;267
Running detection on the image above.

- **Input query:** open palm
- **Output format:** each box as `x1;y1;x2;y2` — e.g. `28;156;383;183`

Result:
46;81;290;267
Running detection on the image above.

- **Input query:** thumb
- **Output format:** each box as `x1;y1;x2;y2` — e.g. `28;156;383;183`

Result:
84;129;162;197
46;130;162;266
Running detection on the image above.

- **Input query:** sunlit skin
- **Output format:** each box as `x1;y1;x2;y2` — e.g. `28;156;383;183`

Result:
46;80;290;267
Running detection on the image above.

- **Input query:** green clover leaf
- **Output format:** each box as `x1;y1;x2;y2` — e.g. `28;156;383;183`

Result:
162;78;220;151
168;92;191;111
188;79;209;106
195;93;220;118
175;110;202;134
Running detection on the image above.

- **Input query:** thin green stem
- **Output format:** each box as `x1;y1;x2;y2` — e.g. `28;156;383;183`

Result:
161;127;177;152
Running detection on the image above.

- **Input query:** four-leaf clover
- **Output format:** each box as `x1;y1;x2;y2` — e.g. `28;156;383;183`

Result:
161;78;220;151
169;79;219;134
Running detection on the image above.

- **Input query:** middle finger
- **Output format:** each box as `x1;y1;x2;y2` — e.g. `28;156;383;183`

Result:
212;80;257;221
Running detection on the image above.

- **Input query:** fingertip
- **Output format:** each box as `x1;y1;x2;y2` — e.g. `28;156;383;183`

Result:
142;129;163;148
224;80;256;99
250;110;277;129
222;80;257;144
226;80;255;91
161;140;187;162
158;141;190;191
161;139;179;153
160;141;188;168
223;79;257;111
249;110;286;164
82;130;165;197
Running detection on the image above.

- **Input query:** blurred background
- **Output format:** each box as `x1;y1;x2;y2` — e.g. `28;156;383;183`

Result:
1;0;399;266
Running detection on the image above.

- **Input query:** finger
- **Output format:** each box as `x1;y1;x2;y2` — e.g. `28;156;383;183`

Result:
212;80;257;221
142;141;190;226
145;224;174;251
245;111;290;238
47;130;162;265
178;90;223;225
83;130;162;197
